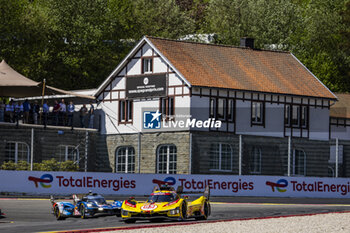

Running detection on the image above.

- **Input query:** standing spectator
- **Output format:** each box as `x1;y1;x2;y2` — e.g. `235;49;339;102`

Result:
53;100;60;126
0;100;6;122
6;100;15;122
88;101;94;128
22;99;31;123
14;101;23;124
79;104;88;128
67;101;75;127
42;100;50;127
59;99;67;126
33;101;40;124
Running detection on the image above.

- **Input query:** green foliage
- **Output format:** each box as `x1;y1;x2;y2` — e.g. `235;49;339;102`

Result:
1;161;17;170
131;0;195;39
39;158;61;171
60;160;79;172
0;0;349;92
16;161;29;170
1;159;79;172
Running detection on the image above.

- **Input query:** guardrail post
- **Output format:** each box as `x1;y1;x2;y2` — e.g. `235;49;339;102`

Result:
288;136;291;177
239;134;242;175
30;128;34;171
189;133;192;174
85;131;88;172
336;138;339;178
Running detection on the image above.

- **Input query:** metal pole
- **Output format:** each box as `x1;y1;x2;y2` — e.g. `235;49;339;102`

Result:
30;128;34;171
239;134;242;175
138;132;141;173
189;133;192;174
40;79;46;124
336;138;339;178
288;136;291;177
84;131;88;172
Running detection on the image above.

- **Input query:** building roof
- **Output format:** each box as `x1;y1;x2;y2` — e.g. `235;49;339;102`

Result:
330;93;350;118
147;37;336;99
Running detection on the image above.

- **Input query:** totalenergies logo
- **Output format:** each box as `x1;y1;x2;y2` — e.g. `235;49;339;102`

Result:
152;177;176;186
28;174;54;188
266;179;288;192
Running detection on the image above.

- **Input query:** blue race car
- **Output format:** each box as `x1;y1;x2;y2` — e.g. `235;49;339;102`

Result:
50;193;123;220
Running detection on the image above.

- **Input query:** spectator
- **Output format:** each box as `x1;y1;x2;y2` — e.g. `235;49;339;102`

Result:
79;104;88;128
5;100;15;123
42;100;50;126
33;101;40;124
88;101;94;128
23;99;31;123
0;100;6;122
67;101;75;127
59;99;67;126
53;100;60;126
14;101;23;124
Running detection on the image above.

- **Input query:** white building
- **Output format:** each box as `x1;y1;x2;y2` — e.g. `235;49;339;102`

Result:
91;36;343;176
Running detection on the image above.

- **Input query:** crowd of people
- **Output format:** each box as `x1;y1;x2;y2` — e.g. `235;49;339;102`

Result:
0;99;95;128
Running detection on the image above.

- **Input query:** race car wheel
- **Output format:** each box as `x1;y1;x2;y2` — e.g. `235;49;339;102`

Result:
196;202;209;220
124;219;136;224
180;202;187;221
55;207;65;220
80;205;87;219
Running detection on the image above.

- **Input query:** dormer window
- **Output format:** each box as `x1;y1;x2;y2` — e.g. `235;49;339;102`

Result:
142;57;153;73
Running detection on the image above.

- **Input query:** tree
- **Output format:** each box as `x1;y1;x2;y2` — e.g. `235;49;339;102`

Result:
131;0;196;39
292;0;349;92
204;0;302;49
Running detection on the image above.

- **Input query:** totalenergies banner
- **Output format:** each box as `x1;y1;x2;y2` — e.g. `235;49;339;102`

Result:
1;170;350;198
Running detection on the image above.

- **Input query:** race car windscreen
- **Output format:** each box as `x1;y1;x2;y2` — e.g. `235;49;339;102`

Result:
88;198;107;205
148;193;177;203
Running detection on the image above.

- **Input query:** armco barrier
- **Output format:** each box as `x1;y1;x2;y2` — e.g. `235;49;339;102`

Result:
1;170;350;198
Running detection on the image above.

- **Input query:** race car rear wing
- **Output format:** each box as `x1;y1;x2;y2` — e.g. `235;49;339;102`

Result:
50;193;87;205
177;185;210;200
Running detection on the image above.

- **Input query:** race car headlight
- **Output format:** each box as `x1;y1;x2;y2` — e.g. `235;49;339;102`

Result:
87;204;93;207
170;207;180;215
98;208;103;211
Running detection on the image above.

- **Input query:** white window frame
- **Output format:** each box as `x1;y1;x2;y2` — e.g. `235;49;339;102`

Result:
210;143;233;172
250;146;262;174
5;141;30;163
285;104;308;128
142;57;153;74
251;101;264;125
58;145;80;162
293;149;306;176
156;144;177;174
119;100;133;122
115;146;135;173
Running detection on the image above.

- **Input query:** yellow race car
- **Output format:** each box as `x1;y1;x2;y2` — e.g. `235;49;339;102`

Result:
121;185;210;223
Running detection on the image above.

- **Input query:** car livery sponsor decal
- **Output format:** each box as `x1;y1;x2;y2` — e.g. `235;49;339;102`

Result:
28;174;53;188
141;204;157;211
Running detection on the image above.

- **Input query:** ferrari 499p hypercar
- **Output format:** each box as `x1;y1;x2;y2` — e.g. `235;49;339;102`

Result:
121;185;210;223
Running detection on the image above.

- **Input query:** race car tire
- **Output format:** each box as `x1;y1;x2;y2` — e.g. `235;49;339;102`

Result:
196;202;209;220
80;205;87;219
180;202;187;221
54;207;65;220
124;219;136;224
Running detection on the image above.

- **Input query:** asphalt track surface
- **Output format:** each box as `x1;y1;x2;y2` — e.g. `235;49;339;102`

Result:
0;196;350;233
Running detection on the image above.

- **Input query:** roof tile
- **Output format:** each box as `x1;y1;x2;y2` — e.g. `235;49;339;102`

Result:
148;37;335;99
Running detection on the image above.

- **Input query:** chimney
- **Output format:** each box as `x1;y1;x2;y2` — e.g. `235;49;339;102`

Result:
240;37;254;49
